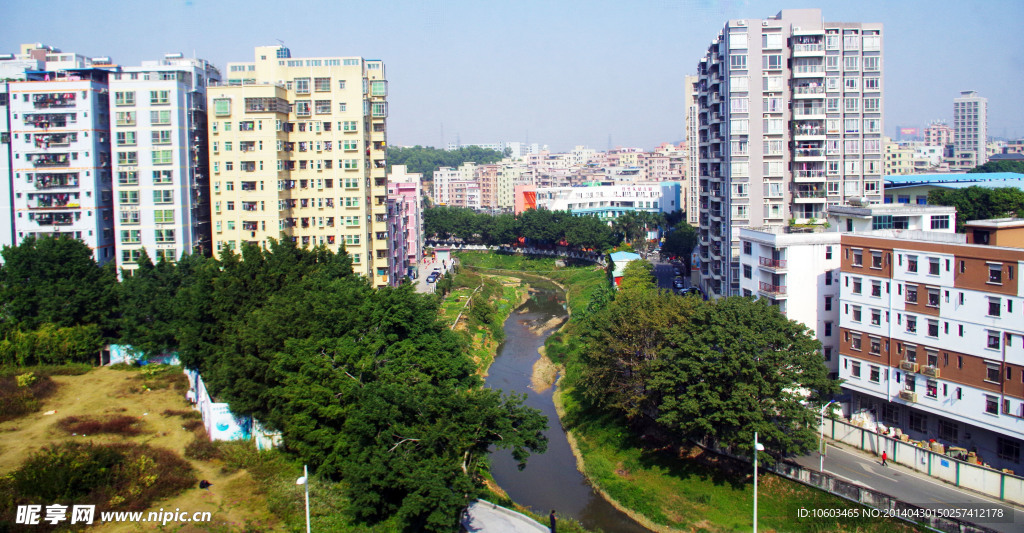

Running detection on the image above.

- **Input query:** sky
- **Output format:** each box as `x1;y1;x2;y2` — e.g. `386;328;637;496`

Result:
2;0;1022;153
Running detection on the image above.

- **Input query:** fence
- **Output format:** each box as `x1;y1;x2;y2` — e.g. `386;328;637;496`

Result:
823;417;1024;505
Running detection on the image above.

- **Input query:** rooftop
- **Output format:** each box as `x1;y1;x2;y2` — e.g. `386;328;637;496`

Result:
963;218;1024;229
827;203;956;218
884;172;1024;187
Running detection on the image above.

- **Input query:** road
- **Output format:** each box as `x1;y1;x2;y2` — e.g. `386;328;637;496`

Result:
411;257;455;294
791;444;1023;532
652;258;690;293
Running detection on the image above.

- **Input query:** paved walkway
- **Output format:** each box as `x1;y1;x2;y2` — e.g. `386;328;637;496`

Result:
461;500;549;533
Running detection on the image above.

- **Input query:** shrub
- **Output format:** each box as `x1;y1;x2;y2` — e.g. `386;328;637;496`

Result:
56;415;145;436
184;427;222;461
0;374;58;422
183;419;204;431
162;408;202;419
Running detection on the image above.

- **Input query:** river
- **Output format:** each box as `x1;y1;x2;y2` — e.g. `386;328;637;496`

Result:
485;283;651;533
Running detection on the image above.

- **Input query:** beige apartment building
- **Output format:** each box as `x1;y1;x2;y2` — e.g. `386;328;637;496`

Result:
206;45;390;287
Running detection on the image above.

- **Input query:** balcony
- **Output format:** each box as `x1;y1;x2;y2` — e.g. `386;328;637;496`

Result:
794;147;825;161
793;189;826;200
792;64;825;78
899;361;919;373
32;93;76;109
758;282;787;296
794;170;826;182
28;154;71;168
34;173;79;189
33;133;77;148
792;43;825;57
31;193;78;209
792;106;825;119
793;85;825;98
758;257;787;270
25;113;75;128
921;366;940;378
242;202;258;212
898;390;918;403
34;212;75;226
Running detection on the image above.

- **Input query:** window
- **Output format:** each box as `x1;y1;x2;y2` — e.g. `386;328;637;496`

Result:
907;255;918;273
930;215;950;230
117;152;138;165
762;54;782;70
315;100;332;114
824;296;832;311
844;118;860;133
119;190;139;205
986;395;999;415
987;331;1001;350
870;252;882;269
153;190;173;204
730;76;749;92
863;56;879;71
870;309;881;327
939;420;959;443
742;241;751;255
743;264;752;279
152;150;172;165
825;246;833;260
729;54;747;69
998;438;1021;463
866;365;880;383
730;97;749;113
909;411;926;432
906;315;917;333
844;56;859;71
927;319;939;337
826;55;839;71
927;288;939;307
370;80;387;96
120;229;140;244
154;209;174;224
115;91;135;106
118;171;138;186
342;121;358;132
852;249;863;266
762;33;783;49
119;210;139;225
852;277;862;294
295;78;310;94
121;249;143;264
989;297;1001;317
115;111;136;126
155;229;175;243
844;77;859;92
824;322;832;336
989;264;1002;284
869;336;881;354
314;77;331;92
150;110;171;125
864;98;880;113
928;258;940;275
844;97;860;113
149;90;170;105
871;280;882;297
153;170;172;184
851;360;862;377
905;344;917;362
730;119;748;135
152;130;172;145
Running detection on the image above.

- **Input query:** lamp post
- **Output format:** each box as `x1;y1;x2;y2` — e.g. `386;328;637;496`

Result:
296;464;311;533
819;400;837;472
754;432;765;533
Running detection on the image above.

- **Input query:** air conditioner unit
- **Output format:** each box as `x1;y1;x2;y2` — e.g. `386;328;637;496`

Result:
899;390;918;403
899;361;919;373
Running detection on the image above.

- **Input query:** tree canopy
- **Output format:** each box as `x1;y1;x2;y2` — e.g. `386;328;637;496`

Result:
967;160;1024;174
387;145;505;180
927;186;1024;230
424;206;617;250
660;221;698;272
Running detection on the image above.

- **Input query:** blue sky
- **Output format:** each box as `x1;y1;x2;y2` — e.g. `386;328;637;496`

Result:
2;0;1021;152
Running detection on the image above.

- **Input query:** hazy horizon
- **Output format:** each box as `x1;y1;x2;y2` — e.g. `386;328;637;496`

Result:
2;0;1021;152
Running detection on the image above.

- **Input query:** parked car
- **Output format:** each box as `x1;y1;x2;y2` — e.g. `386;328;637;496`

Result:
673;278;685;289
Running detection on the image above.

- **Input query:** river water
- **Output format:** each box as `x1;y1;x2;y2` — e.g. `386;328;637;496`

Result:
485;285;651;533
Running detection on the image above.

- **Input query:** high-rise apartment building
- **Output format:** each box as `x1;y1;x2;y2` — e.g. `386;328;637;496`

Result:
109;54;220;270
207;45;391;287
954;90;988;167
1;44;116;264
685;74;700;226
695;9;884;297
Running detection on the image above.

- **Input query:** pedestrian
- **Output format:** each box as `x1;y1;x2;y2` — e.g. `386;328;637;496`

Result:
549;510;557;532
881;450;888;467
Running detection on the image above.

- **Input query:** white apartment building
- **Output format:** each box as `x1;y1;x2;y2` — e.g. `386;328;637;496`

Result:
109;54;221;270
519;182;681;220
696;9;884;298
837;219;1024;471
954;90;988;167
685;74;700;227
2;44;116;264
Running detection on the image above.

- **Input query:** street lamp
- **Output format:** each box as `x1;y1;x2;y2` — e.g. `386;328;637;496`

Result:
819;400;837;472
753;432;765;533
296;465;311;533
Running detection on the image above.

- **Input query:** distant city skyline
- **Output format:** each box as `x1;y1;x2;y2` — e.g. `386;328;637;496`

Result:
2;0;1021;152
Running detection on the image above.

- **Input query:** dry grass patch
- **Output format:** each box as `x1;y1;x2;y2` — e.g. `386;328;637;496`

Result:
56;414;147;436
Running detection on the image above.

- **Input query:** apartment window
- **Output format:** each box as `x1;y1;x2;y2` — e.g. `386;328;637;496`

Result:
825;246;833;260
986;395;999;415
844;77;859;92
863;56;879;71
989;297;1001;317
824;347;832;361
930;215;950;230
153;190;173;204
153;170;172;184
152;130;172;145
743;264;752;279
315;100;332;114
844;97;860;113
730;97;749;113
120;229;140;244
871;280;881;297
370;80;388;96
905;344;917;362
824;322;832;336
869;336;881;354
154;209;174;224
905;284;918;304
987;331;1001;350
927;319;939;338
870;309;881;327
114;91;135;106
844;118;860;133
938;420;960;443
118;171;138;186
852;277;862;294
295;77;310;94
927;288;940;307
989;264;1002;284
729;54;747;69
864;98;880;113
729;76;749;92
314;77;331;92
150;110;171;125
119;210;139;225
152;150;173;165
852;305;862;323
825;55;840;71
149;90;170;105
906;315;917;333
155;229;175;243
851;360;862;377
119;190;139;205
342;121;358;132
909;411;926;432
863;77;880;91
762;54;783;70
907;255;918;273
928;257;940;275
115;111;136;126
730;119;749;135
295;101;311;117
121;249;142;264
869;365;881;383
852;249;863;266
824;296;833;311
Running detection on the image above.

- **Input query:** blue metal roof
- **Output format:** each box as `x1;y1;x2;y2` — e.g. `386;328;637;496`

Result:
609;251;642;263
885;172;1024;186
888;179;1024;191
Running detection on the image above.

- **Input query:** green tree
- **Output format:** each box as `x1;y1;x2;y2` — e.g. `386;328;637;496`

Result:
967;160;1024;174
660;221;699;273
927;186;1024;230
612;211;663;256
0;236;117;338
650;297;836;458
387;145;504;181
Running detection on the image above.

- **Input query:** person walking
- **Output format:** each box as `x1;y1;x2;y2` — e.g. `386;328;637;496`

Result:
549;510;557;532
881;450;888;467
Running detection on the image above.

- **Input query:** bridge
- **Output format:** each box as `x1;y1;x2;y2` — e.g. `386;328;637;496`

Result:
461;499;550;532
